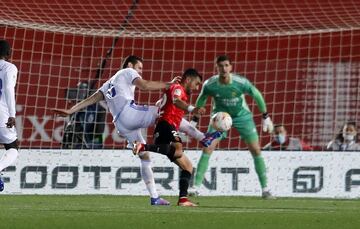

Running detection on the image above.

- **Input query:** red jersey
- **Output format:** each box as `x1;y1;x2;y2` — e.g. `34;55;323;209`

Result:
158;83;188;130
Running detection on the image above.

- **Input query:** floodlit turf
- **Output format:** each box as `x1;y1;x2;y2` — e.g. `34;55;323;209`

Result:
0;195;359;229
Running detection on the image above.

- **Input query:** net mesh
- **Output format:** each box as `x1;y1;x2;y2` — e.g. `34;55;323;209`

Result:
1;0;360;149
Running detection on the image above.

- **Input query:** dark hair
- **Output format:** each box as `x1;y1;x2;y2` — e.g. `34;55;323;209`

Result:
122;55;143;69
216;55;231;64
335;121;358;142
345;121;356;128
0;40;11;58
182;68;202;81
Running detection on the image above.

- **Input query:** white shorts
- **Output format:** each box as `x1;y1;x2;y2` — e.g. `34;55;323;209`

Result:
114;102;158;144
179;118;205;141
0;127;17;144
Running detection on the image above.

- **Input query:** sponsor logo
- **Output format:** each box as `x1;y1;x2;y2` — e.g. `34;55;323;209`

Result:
293;167;323;193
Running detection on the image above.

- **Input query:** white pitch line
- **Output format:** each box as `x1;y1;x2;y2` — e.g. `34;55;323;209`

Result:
5;207;336;214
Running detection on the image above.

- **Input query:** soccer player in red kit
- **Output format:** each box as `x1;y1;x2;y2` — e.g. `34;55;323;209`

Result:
133;68;205;206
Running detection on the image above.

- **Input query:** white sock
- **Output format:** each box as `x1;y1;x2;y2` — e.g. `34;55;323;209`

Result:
179;119;205;141
0;148;18;172
140;159;159;199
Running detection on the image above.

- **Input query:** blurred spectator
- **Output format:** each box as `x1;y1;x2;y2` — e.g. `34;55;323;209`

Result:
61;81;106;149
263;124;313;151
326;122;360;151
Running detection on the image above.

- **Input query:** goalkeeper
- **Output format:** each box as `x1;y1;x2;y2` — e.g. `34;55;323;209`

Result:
190;55;274;199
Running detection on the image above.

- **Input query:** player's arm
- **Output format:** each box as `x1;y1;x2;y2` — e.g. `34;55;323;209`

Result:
173;97;205;115
133;75;181;91
246;85;267;113
246;81;274;133
171;86;205;115
4;65;18;128
195;82;209;108
52;91;104;117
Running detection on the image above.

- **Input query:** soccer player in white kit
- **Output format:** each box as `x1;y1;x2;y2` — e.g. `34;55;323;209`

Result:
54;55;181;205
0;40;19;192
54;56;221;205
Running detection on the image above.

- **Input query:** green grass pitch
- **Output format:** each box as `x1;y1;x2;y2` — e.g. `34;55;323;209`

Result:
0;195;359;229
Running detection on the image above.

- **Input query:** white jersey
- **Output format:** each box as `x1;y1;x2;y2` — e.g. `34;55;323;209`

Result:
0;59;18;128
98;68;141;121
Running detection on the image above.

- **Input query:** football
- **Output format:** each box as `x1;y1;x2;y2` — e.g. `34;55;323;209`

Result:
211;112;232;131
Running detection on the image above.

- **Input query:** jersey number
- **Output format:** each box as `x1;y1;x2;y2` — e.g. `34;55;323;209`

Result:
171;130;180;138
106;84;116;99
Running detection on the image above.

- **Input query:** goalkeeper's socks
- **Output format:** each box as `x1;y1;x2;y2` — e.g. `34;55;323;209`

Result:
194;153;211;187
253;155;268;188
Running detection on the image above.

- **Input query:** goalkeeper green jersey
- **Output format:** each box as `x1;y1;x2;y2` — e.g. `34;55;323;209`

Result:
196;74;267;118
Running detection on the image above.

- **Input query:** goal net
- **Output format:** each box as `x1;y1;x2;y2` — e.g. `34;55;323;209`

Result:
1;0;360;150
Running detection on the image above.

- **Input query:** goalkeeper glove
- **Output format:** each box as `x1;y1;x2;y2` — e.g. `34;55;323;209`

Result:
190;116;199;127
262;113;274;133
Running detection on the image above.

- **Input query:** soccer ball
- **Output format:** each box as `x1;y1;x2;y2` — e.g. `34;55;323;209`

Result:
211;112;232;131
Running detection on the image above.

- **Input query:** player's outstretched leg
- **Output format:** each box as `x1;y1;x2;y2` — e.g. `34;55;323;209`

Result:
200;131;222;147
178;118;222;147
